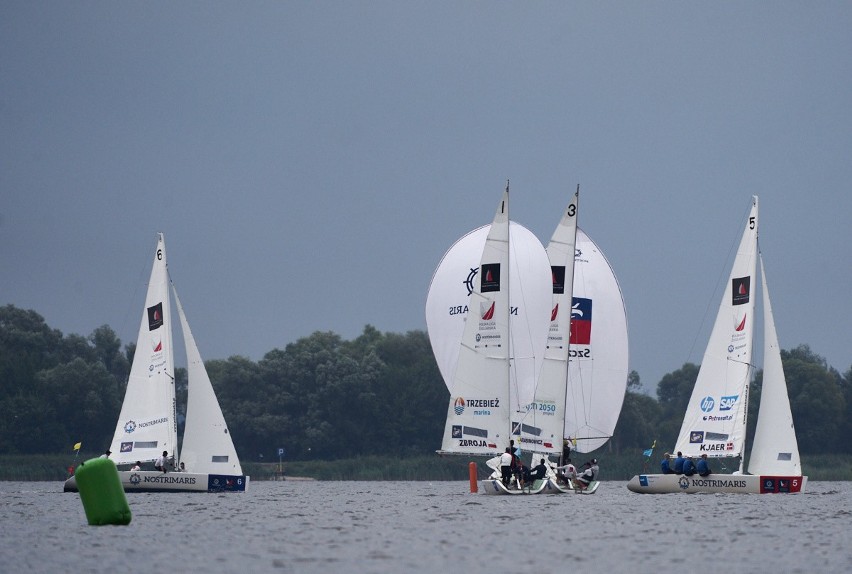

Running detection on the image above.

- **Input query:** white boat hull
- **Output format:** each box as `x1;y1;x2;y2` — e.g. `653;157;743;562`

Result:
64;471;249;493
480;478;548;495
626;473;807;494
542;478;599;494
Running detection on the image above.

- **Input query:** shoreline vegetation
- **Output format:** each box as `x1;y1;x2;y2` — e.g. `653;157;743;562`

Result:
3;453;851;482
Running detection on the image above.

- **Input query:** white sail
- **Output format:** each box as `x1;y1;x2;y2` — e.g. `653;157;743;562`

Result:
173;286;244;476
564;228;629;453
673;197;759;459
425;223;553;406
516;189;579;455
109;233;179;466
436;186;552;455
747;255;801;476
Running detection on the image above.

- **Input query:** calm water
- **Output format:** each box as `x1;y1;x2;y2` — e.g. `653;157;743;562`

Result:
1;480;849;573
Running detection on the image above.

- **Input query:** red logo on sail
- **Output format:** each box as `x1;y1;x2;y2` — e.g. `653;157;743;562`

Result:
481;301;495;321
551;304;559;322
735;314;747;332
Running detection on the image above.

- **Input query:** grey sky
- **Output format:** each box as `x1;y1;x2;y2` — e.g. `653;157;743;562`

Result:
2;2;850;390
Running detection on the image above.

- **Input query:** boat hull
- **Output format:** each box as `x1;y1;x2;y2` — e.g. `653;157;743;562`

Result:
626;473;807;494
480;478;548;495
542;478;599;494
64;471;250;493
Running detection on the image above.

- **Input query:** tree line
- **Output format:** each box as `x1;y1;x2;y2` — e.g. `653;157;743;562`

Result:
1;304;850;462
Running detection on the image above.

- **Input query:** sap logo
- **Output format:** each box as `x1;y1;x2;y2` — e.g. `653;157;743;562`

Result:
700;396;715;412
719;395;739;411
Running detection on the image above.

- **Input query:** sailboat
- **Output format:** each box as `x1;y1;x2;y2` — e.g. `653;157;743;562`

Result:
64;234;248;493
511;188;629;494
426;187;628;495
427;184;553;494
628;197;806;494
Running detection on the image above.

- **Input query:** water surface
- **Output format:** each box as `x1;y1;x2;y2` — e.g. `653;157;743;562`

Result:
1;480;849;573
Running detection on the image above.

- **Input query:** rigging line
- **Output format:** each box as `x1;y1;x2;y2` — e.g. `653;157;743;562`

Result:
685;200;754;366
119;241;155;351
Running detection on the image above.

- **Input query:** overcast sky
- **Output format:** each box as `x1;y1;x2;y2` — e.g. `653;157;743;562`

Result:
2;2;850;390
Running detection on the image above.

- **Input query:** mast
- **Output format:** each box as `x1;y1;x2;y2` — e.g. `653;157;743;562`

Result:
561;185;580;454
504;181;514;448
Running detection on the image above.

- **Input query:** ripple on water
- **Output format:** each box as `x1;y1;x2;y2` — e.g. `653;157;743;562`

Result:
0;481;849;573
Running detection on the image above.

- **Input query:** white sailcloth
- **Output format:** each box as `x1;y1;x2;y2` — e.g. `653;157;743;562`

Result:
109;233;179;466
425;223;553;407
436;187;552;455
564;229;629;453
747;255;801;476
173;286;243;476
674;197;759;459
516;190;579;455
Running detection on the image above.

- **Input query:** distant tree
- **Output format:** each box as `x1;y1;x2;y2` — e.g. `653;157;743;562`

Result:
36;358;122;452
841;365;852;454
0;305;63;397
89;324;130;383
781;346;845;453
612;371;661;454
654;363;699;447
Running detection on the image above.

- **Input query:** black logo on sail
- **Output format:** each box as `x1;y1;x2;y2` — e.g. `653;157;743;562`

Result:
148;302;164;330
480;264;501;293
551;266;566;295
731;277;750;306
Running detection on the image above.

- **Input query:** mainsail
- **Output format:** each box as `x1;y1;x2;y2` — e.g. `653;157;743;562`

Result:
516;189;579;455
108;234;179;466
433;186;552;455
673;197;758;460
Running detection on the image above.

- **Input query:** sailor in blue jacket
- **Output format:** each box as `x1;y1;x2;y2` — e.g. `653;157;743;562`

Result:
660;453;673;474
673;451;685;474
696;454;712;477
682;456;696;476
